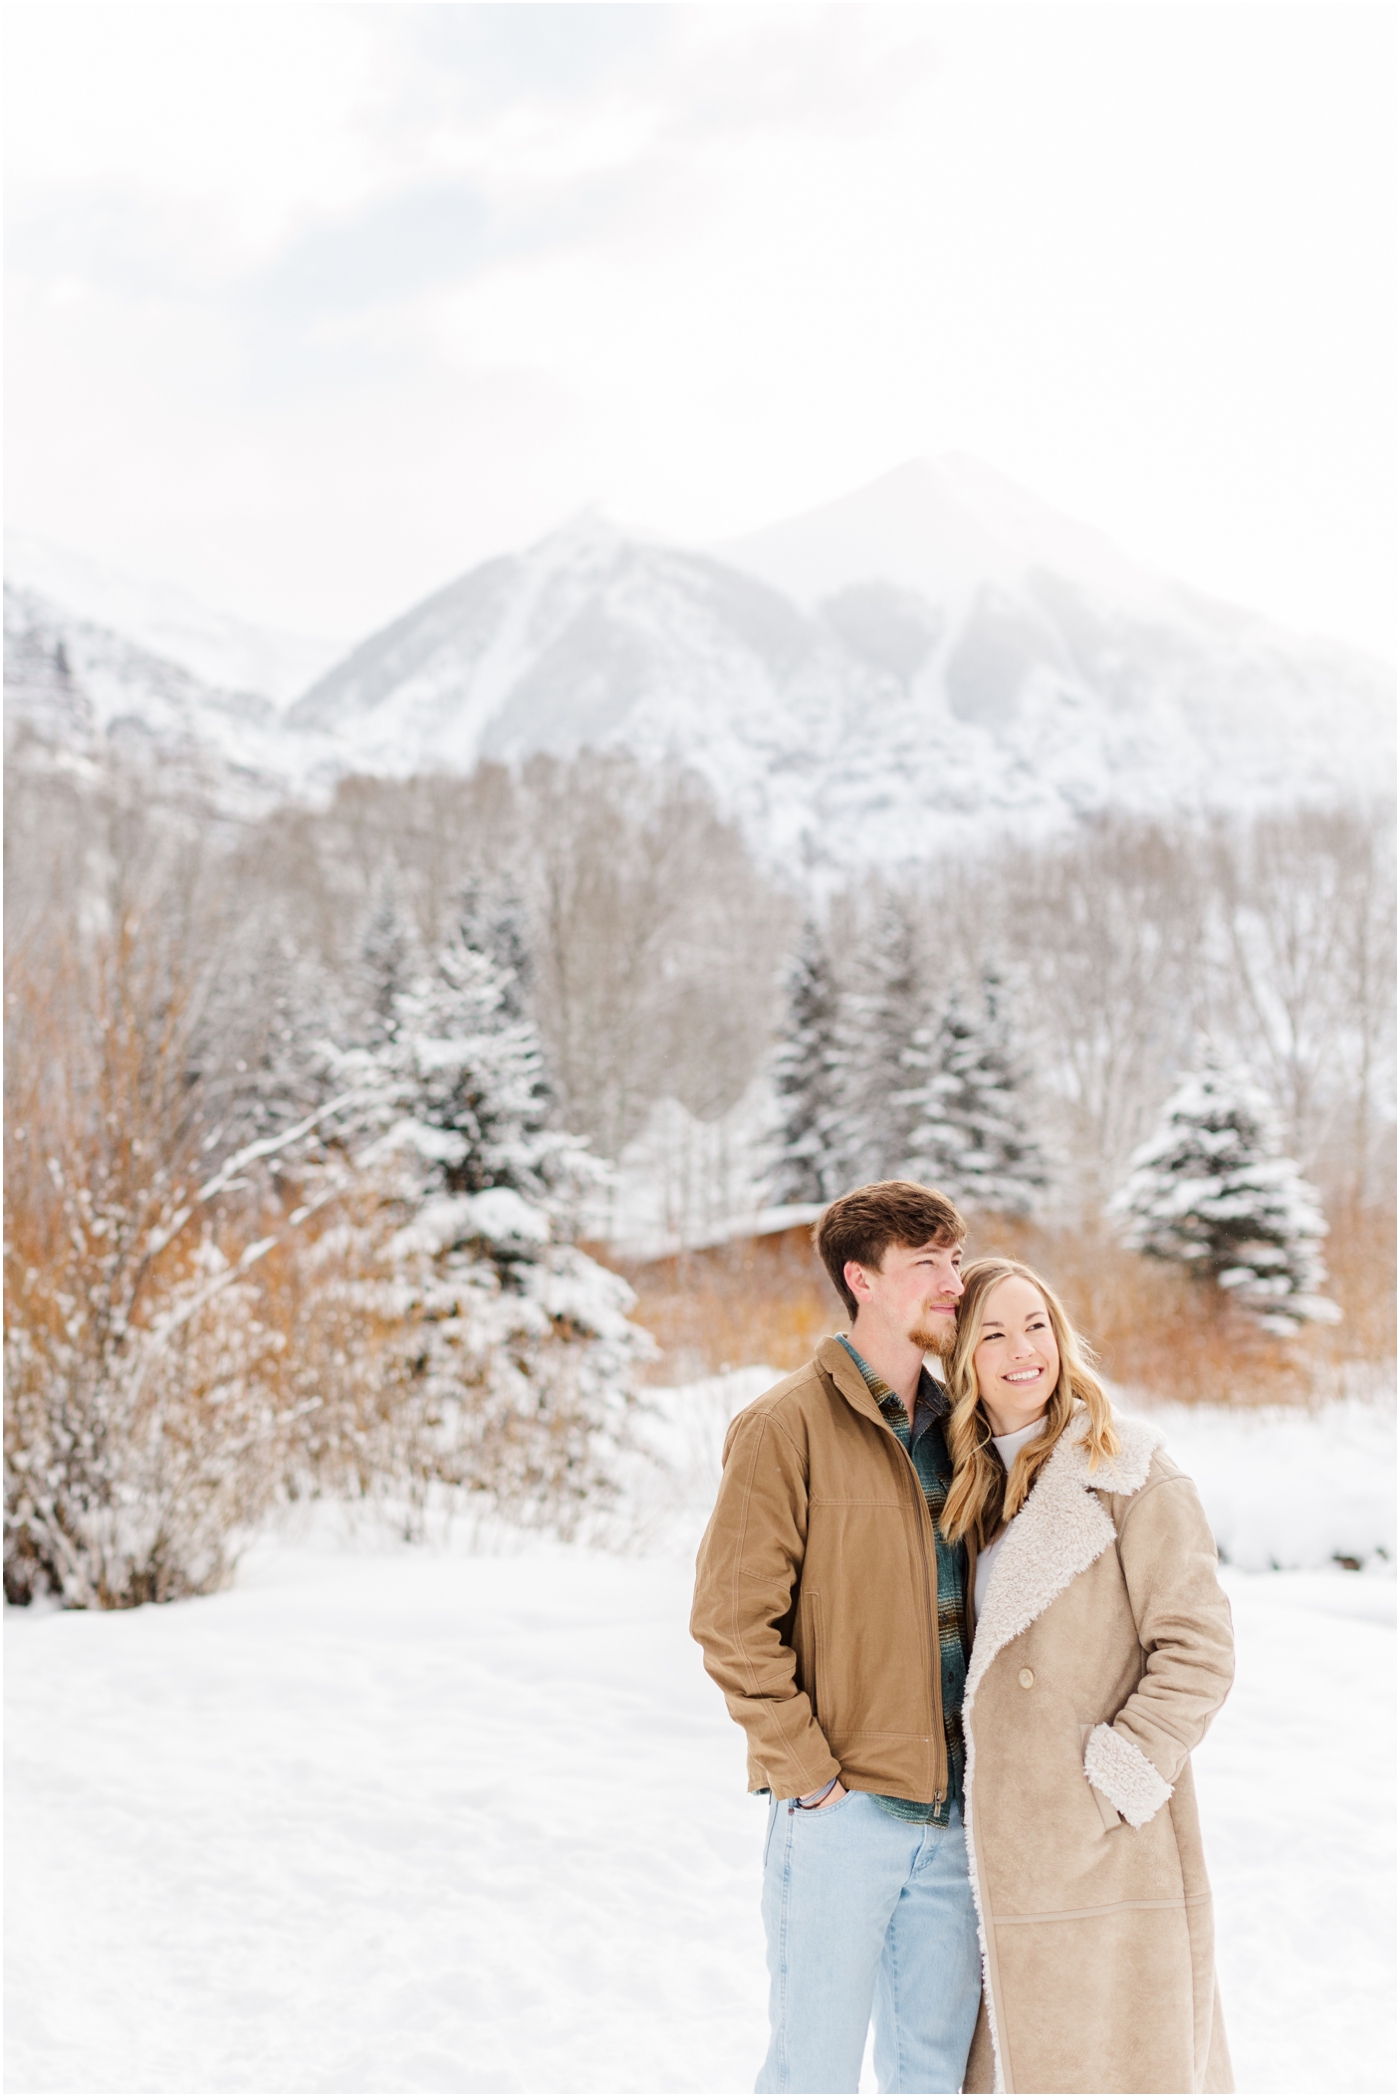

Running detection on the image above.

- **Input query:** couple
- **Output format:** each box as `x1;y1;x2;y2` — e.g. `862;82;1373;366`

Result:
691;1181;1235;2095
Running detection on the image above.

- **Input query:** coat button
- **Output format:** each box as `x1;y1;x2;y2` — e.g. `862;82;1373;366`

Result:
1018;1668;1035;1688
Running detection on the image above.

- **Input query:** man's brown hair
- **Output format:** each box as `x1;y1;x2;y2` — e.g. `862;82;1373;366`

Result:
815;1180;968;1320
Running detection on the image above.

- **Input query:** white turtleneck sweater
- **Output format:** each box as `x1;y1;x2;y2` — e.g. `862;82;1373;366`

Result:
973;1416;1048;1618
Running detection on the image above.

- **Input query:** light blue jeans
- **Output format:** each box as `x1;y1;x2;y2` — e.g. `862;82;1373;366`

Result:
755;1789;981;2095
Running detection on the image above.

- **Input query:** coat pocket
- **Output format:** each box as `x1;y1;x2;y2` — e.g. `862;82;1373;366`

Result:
800;1589;824;1724
1080;1722;1123;1832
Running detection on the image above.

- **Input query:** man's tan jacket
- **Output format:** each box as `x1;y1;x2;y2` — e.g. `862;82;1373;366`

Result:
690;1336;969;1804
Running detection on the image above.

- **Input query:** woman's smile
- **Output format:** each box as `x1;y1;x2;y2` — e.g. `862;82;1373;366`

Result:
972;1273;1061;1434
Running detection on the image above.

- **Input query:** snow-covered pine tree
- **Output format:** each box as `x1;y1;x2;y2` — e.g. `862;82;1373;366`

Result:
332;908;651;1532
829;894;928;1187
1108;1061;1339;1333
454;874;532;1023
351;864;424;1048
770;918;846;1203
201;918;343;1150
902;972;1047;1214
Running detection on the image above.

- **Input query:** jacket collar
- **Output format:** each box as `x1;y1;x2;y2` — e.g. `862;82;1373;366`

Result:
815;1334;888;1428
965;1406;1164;1709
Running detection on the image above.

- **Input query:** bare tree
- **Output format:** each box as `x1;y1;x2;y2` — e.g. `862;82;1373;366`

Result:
520;753;792;1167
993;817;1209;1199
1207;804;1396;1201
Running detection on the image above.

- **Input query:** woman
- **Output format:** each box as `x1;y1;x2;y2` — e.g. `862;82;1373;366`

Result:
942;1258;1234;2095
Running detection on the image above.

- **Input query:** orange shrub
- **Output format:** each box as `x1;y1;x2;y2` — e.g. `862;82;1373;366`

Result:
612;1205;1395;1408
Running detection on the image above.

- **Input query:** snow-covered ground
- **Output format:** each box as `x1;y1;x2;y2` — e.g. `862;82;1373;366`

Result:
6;1380;1394;2095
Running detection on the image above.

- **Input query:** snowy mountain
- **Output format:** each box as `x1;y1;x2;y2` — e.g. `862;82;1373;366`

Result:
716;455;1169;617
287;461;1394;869
3;581;332;811
2;532;344;705
9;461;1393;869
286;515;870;857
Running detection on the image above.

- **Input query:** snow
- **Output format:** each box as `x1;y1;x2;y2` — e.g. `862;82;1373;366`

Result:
596;1081;784;1260
1110;1063;1335;1330
714;455;1172;622
9;470;1393;872
279;496;1393;873
3;530;344;705
317;912;651;1507
1144;1395;1395;1572
606;1200;826;1268
5;1380;1394;2095
3;581;341;812
629;1373;1397;1573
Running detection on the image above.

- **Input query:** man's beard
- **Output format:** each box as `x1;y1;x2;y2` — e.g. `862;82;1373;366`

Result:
909;1312;957;1359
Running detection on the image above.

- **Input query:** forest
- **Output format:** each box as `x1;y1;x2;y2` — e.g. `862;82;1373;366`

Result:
5;726;1394;1608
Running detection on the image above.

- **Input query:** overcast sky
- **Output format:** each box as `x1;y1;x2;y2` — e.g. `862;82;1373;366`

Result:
6;1;1395;653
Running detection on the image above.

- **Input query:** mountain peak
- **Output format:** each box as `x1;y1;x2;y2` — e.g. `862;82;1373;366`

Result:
714;453;1169;618
525;506;634;564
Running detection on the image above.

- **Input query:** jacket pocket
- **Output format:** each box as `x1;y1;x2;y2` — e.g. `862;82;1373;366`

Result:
1080;1722;1123;1832
804;1590;824;1724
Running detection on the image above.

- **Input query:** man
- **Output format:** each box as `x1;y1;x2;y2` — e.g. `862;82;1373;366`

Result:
691;1181;981;2096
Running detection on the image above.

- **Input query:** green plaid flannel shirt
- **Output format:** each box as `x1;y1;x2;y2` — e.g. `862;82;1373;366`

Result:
837;1337;968;1825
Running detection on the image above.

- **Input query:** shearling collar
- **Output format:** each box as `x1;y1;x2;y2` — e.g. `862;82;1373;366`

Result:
965;1405;1164;1706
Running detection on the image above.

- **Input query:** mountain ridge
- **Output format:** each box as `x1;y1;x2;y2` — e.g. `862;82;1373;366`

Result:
2;580;334;816
284;464;1393;868
7;460;1393;871
2;531;345;706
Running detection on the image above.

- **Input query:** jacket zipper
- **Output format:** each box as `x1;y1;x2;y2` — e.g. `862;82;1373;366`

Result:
893;1428;946;1807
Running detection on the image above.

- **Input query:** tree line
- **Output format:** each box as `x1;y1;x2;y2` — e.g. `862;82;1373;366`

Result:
778;807;1394;1216
4;729;1393;1605
771;906;1338;1333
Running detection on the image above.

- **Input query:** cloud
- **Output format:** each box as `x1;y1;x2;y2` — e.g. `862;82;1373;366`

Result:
255;181;496;320
4;2;1394;655
403;3;669;107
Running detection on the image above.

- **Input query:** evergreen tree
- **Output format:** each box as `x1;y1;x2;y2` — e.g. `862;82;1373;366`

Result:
770;918;845;1203
331;916;650;1529
830;894;927;1186
1109;1061;1339;1333
195;913;341;1150
903;972;1047;1213
454;875;533;1024
351;865;424;1049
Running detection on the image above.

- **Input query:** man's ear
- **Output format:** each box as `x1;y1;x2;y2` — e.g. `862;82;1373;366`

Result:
844;1258;872;1304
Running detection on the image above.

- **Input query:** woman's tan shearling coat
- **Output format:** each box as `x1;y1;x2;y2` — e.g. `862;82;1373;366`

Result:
963;1408;1235;2095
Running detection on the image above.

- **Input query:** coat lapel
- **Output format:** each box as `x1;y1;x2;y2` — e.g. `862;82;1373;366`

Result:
965;1407;1164;1705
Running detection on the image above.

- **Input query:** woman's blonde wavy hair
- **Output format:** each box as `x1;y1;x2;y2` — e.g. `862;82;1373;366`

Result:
940;1258;1119;1548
